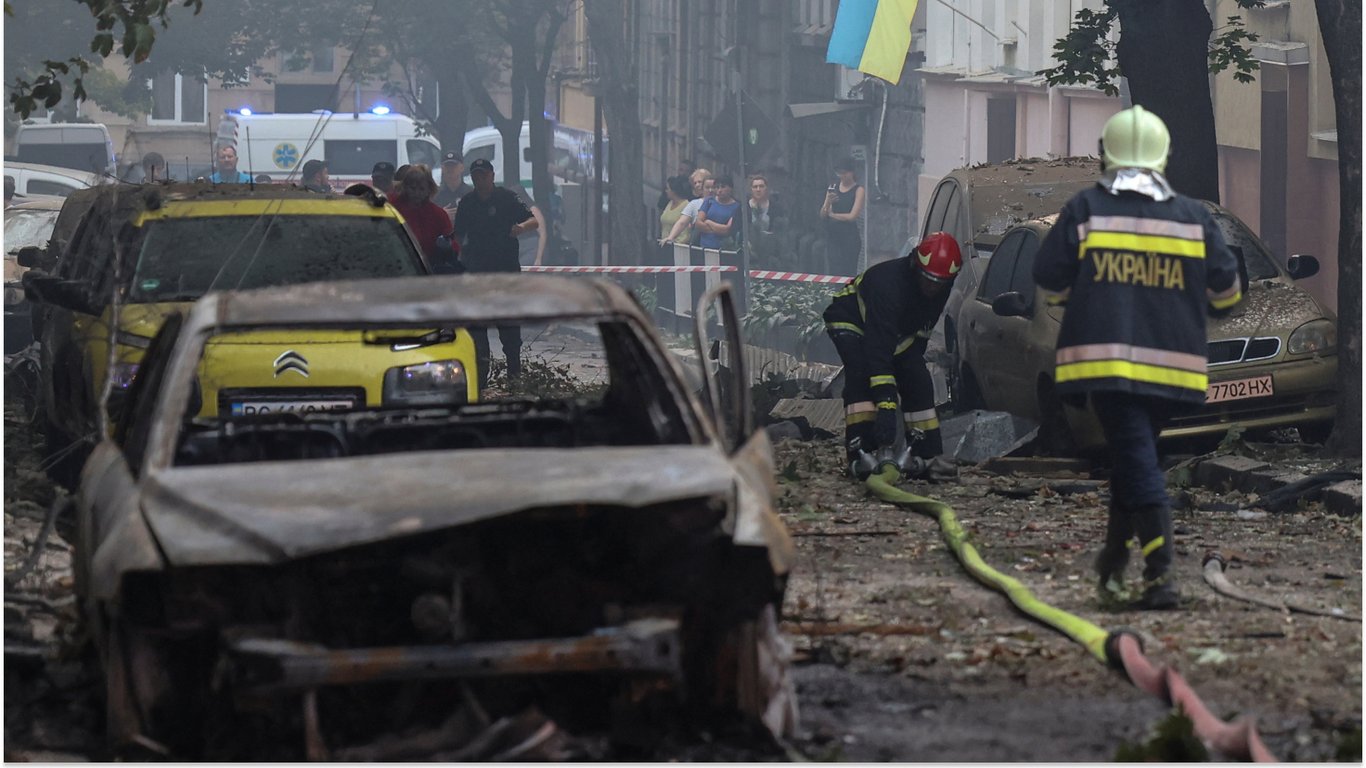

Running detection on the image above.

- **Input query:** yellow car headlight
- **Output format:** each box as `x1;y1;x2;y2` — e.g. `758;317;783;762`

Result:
1287;319;1337;355
383;359;468;406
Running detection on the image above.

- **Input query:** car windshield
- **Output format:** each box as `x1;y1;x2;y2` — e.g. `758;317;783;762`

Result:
1210;211;1280;281
170;317;693;466
4;208;60;253
128;215;423;302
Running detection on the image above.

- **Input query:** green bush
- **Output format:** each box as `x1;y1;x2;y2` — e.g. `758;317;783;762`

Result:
742;281;832;354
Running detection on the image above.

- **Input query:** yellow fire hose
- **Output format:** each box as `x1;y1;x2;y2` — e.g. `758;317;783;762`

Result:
864;464;1275;761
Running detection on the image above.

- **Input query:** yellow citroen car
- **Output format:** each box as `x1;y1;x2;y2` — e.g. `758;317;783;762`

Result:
24;183;476;483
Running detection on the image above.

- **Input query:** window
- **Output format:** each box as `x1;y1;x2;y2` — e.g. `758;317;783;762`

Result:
324;139;398;175
464;143;495;166
312;47;335;73
27;179;80;197
979;230;1024;300
1008;232;1040;309
148;70;207;124
405;139;440;169
922;181;954;237
128;215;423;303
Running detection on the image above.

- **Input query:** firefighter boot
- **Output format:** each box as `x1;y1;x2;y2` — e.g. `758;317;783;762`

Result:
1133;505;1179;610
1094;500;1133;594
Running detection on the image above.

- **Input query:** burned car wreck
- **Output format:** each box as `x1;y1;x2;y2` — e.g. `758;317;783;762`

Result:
75;274;796;759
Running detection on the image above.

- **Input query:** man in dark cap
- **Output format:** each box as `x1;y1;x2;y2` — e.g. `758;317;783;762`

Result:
452;157;538;388
371;161;396;194
301;159;331;193
434;151;473;213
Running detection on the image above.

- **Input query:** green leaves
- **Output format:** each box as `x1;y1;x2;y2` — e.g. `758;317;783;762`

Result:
1209;14;1262;84
1036;7;1121;97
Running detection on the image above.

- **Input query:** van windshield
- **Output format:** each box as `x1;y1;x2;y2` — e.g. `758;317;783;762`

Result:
16;144;108;174
127;215;424;303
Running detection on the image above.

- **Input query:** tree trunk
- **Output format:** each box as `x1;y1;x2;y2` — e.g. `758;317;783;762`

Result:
432;68;470;156
527;5;567;240
1113;0;1220;202
584;0;647;266
1314;0;1362;457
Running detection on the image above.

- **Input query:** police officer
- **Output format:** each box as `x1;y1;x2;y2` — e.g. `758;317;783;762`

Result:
823;232;963;477
452;157;538;387
1033;105;1242;610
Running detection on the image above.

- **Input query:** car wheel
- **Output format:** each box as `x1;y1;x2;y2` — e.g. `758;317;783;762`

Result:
1036;380;1078;457
953;364;985;413
720;603;798;741
1298;422;1333;445
42;416;84;490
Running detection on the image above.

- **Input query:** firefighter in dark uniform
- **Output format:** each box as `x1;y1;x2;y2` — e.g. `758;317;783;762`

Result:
823;232;963;478
1033;105;1242;610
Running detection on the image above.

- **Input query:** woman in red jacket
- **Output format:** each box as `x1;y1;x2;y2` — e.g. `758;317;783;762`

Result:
391;164;456;267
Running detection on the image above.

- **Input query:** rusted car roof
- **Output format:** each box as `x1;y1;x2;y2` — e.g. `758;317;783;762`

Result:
958;157;1095;244
191;274;641;327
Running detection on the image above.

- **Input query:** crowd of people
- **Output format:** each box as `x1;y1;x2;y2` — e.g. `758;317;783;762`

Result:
657;156;867;276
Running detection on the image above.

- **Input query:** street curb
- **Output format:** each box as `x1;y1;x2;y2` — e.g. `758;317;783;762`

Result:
1322;480;1363;516
1187;454;1362;514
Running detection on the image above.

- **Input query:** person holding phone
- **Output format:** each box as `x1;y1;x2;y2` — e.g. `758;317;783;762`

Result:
820;156;865;275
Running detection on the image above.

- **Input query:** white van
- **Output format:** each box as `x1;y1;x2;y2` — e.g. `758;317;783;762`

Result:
14;121;116;176
3;161;100;198
462;121;599;186
216;109;443;188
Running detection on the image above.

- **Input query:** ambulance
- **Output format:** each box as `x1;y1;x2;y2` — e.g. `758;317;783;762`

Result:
215;108;443;189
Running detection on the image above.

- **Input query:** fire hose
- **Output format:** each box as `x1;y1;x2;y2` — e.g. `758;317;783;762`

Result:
864;463;1276;762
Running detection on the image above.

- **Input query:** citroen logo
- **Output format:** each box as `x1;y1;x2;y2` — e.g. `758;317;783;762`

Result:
274;350;309;378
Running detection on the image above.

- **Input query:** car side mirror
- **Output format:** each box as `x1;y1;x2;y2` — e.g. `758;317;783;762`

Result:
1286;254;1319;280
16;246;43;269
991;291;1030;318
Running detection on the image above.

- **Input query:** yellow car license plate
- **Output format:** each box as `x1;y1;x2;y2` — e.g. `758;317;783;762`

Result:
229;398;357;417
1206;375;1273;404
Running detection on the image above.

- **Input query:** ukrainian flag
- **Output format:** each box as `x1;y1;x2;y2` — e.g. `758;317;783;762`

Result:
825;0;920;84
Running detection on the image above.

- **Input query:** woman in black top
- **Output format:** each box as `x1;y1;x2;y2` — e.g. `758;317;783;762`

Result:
820;156;866;275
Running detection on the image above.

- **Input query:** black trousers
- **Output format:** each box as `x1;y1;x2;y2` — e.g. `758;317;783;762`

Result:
463;254;523;388
471;325;522;387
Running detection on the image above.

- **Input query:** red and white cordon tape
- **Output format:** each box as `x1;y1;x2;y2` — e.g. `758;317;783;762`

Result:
747;269;853;285
524;265;736;274
524;264;853;284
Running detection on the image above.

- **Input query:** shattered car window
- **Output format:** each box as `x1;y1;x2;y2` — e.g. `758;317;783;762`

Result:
1209;211;1279;281
4;208;60;253
128;215;423;302
173;317;692;466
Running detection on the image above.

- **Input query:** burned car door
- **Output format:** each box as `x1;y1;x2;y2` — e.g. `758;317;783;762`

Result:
692;282;793;570
76;313;183;609
693;282;796;736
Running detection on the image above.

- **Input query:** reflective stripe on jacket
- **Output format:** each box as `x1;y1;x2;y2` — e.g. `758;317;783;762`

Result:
1033;187;1241;404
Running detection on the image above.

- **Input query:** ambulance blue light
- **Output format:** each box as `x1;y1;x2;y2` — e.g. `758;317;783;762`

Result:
239;107;253;116
371;105;391;115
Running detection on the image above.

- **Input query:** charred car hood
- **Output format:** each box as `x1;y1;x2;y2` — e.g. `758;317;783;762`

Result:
142;446;736;566
1209;280;1327;340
